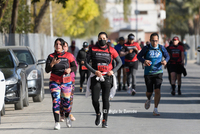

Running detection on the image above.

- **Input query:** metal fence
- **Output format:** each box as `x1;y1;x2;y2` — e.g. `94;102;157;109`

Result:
0;33;94;61
0;33;199;63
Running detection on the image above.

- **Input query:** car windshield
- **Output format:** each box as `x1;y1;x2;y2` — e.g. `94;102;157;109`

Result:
13;50;34;65
0;50;14;68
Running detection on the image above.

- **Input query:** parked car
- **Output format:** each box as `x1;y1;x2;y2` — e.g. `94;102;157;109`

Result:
0;71;5;116
11;46;46;102
0;48;28;110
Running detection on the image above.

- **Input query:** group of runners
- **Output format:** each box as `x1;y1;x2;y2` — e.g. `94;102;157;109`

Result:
45;32;186;130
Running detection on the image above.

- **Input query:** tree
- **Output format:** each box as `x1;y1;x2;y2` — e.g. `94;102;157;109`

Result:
0;0;9;25
54;0;99;37
0;0;33;33
31;0;70;33
183;0;200;35
160;0;189;40
11;0;19;33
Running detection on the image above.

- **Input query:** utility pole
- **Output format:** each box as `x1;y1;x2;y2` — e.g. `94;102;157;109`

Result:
49;1;53;37
135;0;138;41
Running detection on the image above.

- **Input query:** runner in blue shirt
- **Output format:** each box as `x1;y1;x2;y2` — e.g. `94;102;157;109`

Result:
114;37;126;91
137;33;170;116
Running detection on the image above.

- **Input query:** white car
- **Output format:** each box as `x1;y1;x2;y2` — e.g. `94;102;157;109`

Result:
0;71;5;116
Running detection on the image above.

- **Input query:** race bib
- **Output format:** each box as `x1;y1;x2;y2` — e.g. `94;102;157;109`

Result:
172;52;179;58
63;74;71;83
97;63;109;72
81;65;87;70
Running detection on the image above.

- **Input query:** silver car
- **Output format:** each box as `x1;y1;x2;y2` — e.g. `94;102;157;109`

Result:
11;46;46;102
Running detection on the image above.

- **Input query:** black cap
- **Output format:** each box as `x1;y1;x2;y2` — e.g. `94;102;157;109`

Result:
119;37;125;41
128;34;135;40
83;42;89;47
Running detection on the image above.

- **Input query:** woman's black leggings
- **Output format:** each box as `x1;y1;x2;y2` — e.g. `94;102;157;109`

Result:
79;67;90;87
90;75;113;121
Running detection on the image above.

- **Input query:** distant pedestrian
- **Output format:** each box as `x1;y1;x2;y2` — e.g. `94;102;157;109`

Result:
114;37;126;91
68;40;79;58
45;38;77;130
85;32;122;128
76;42;91;92
89;40;95;48
182;39;190;66
137;33;170;116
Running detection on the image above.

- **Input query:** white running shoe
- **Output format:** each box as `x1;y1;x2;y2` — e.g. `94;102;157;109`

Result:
54;122;60;130
153;108;160;116
127;85;132;95
66;117;72;128
144;96;152;110
69;114;76;121
60;115;65;122
131;89;136;96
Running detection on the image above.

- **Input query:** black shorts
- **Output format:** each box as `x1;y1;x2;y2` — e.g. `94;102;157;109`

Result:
125;60;138;70
169;64;182;74
144;73;163;92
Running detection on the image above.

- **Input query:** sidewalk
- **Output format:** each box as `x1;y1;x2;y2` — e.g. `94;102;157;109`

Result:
0;60;200;134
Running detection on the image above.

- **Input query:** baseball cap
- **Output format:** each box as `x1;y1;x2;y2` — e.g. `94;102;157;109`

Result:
119;37;125;41
72;40;75;44
83;42;89;47
173;37;179;41
128;34;135;40
107;40;111;43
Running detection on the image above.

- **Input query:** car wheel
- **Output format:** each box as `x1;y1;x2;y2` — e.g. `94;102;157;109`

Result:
15;85;24;110
23;85;29;107
1;103;5;116
33;78;44;102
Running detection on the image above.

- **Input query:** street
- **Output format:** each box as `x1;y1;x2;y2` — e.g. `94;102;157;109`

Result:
0;60;200;134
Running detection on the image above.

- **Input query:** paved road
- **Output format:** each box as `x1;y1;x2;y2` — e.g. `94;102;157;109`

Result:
0;60;200;134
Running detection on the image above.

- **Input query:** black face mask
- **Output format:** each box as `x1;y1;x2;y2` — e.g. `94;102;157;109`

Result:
99;40;107;46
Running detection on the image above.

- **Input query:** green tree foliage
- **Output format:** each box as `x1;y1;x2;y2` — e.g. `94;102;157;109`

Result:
183;0;200;35
75;0;110;38
160;0;189;39
0;0;33;33
51;0;105;38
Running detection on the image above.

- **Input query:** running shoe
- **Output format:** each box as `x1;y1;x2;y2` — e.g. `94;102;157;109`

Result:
144;97;152;110
80;87;83;92
118;84;121;91
131;89;136;96
66;117;72;128
60;115;65;122
127;88;136;96
153;109;160;116
122;85;126;91
102;119;108;128
127;85;132;94
178;89;182;95
95;112;102;126
171;90;175;96
69;114;76;121
54;122;60;130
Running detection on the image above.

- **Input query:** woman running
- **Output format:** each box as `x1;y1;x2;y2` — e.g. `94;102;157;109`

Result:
85;32;122;128
60;41;77;122
166;37;184;95
45;38;77;130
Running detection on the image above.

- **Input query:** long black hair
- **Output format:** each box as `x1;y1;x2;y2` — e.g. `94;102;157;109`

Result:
54;38;65;48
